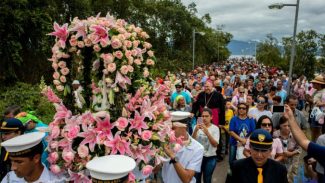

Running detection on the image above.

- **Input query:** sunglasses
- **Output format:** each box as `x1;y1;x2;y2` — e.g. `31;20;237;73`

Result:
261;123;272;127
238;107;247;110
257;100;265;104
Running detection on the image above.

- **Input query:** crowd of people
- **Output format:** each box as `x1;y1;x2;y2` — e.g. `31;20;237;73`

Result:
1;58;325;183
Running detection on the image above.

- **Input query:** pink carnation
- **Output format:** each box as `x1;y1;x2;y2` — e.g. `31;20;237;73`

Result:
146;59;155;66
124;40;132;48
50;141;59;149
134;59;141;65
125;50;132;58
147;50;154;57
50;126;60;139
84;38;92;47
143;42;152;49
115;117;128;130
142;165;153;176
133;40;139;48
69;37;78;47
93;44;101;52
101;53;114;63
52;62;58;70
127;65;134;73
77;145;89;158
141;130;152;141
66;126;80;140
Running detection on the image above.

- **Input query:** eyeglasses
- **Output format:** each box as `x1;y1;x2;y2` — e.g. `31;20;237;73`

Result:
238;107;247;110
261;123;272;127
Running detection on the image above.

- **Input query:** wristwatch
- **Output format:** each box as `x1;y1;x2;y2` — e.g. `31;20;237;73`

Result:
169;157;178;164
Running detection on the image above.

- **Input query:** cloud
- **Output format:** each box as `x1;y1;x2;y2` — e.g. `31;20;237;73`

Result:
182;0;325;41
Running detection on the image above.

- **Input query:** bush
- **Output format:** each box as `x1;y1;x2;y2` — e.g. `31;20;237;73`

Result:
0;82;55;123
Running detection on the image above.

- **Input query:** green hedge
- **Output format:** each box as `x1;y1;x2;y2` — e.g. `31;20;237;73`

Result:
0;82;55;124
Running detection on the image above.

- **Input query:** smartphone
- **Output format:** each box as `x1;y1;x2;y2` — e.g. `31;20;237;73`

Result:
197;117;203;124
273;105;285;113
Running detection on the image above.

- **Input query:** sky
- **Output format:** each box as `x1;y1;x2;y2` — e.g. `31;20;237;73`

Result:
181;0;325;42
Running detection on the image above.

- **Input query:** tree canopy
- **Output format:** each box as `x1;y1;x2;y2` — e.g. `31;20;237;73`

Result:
0;0;232;84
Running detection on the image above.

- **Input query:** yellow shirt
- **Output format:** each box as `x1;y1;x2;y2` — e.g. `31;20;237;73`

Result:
224;109;234;130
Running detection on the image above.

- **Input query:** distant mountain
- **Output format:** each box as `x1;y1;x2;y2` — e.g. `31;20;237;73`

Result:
227;40;257;56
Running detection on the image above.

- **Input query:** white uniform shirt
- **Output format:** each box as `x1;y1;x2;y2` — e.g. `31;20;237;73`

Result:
194;124;220;157
248;108;272;122
1;166;65;183
162;136;204;183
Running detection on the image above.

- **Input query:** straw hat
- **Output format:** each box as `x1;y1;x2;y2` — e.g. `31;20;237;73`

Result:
310;75;325;85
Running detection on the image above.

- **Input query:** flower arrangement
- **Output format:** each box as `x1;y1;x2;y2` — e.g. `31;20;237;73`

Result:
45;13;182;182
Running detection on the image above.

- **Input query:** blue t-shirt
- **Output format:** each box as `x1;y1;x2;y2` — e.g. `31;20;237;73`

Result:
308;142;325;171
229;116;256;146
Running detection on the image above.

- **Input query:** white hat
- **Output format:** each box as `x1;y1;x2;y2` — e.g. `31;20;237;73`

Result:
86;155;136;181
1;132;45;156
171;111;191;122
72;80;80;85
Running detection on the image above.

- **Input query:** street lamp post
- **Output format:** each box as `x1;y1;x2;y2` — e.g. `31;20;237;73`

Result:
192;29;205;70
269;0;300;93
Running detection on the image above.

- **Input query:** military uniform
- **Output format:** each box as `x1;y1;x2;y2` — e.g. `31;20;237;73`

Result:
1;132;64;183
0;118;24;180
86;155;136;183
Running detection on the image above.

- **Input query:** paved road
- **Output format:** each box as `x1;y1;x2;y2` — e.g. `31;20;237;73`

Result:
212;156;229;183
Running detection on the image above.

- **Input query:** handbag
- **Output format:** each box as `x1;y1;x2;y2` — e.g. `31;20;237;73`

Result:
310;107;325;124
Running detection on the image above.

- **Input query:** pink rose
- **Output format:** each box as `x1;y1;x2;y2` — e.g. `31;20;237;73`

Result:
143;42;152;49
101;53;114;63
127;65;134;73
66;126;80;140
62;150;75;164
53;72;60;80
77;41;85;48
69;36;78;47
146;59;155;66
48;152;59;163
134;27;142;34
115;117;128;130
134;59;141;65
111;38;122;49
147;50;154;57
107;63;116;72
125;50;132;58
60;68;70;75
128;57;134;65
133;40;139;48
117;27;126;34
84;38;92;47
100;39;109;47
124;33;131;39
77;145;89;158
50;141;59;149
50;165;61;174
140;32;149;39
128;172;136;182
50;126;60;138
114;51;123;59
173;143;182;153
62;53;70;58
93;44;101;52
58;61;66;68
141;130;152;141
59;76;66;83
52;62;58;70
123;40;132;48
141;165;153;176
143;70;149;78
53;80;61;86
117;34;126;41
56;85;64;92
120;65;129;75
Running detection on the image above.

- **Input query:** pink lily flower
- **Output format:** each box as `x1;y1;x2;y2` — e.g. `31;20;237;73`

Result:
43;87;62;103
129;111;148;135
104;132;131;155
114;71;131;90
94;111;113;136
68;169;92;183
78;126;98;152
48;22;69;48
69;21;87;39
140;97;157;120
89;25;108;44
54;104;72;121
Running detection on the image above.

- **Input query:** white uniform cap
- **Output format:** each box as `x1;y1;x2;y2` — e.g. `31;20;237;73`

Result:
86;155;136;181
1;132;45;153
171;111;191;122
72;80;80;85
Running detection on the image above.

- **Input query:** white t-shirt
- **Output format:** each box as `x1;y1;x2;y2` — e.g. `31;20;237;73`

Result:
194;124;220;157
248;108;272;121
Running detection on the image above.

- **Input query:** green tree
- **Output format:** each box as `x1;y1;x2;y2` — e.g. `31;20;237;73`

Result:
256;34;284;67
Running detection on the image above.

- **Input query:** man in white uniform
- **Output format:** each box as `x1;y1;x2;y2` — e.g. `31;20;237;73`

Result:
160;113;204;183
1;132;64;183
